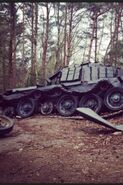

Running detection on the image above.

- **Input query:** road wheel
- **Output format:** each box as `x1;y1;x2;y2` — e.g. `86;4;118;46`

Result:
0;115;14;136
104;87;123;111
16;98;36;118
79;94;102;113
56;94;78;116
40;101;53;115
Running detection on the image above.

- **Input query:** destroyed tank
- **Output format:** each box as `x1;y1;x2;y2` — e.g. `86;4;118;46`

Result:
1;62;123;118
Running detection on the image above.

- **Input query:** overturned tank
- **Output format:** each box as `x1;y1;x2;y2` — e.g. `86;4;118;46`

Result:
1;62;123;118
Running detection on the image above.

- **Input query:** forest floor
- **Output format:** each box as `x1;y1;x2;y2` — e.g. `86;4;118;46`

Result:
0;113;123;183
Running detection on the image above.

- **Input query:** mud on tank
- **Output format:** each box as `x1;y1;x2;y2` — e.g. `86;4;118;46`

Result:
1;62;123;118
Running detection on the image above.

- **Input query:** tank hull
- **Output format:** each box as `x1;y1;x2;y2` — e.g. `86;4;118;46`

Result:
1;62;123;118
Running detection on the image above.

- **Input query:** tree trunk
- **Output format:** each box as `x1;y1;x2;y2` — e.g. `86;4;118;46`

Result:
66;3;74;66
34;3;38;81
22;3;25;62
2;45;6;92
41;3;49;83
9;2;16;89
30;3;35;85
63;3;67;67
94;13;98;63
55;3;61;71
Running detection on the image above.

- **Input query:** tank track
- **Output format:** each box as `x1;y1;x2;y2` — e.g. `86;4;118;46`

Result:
39;109;123;120
1;62;123;119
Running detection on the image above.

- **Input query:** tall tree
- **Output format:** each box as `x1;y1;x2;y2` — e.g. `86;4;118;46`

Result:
9;2;16;88
104;3;122;65
114;4;122;65
63;3;68;67
30;3;38;85
54;2;61;71
66;3;74;66
87;3;111;63
0;3;10;92
22;3;25;63
30;3;35;85
34;2;38;78
41;2;50;83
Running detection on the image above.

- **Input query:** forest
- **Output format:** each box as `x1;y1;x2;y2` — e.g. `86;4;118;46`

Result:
0;2;123;92
1;3;123;183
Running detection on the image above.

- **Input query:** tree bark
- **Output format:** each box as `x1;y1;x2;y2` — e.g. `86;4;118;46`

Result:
30;3;38;85
34;2;38;81
22;3;25;62
66;3;74;66
41;3;49;83
94;13;98;63
9;2;16;89
54;3;61;71
30;3;35;85
63;3;68;67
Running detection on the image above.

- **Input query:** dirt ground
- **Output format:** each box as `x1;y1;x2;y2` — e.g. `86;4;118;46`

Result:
0;113;123;183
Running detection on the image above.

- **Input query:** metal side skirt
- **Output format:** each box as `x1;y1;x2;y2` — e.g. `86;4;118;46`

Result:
76;108;123;132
